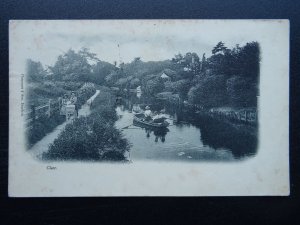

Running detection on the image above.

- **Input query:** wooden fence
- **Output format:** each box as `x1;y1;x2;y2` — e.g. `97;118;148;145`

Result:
183;102;258;125
24;99;61;129
207;109;258;125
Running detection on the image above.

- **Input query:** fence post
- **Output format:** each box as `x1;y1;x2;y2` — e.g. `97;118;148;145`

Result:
48;99;52;117
31;104;35;127
58;97;62;114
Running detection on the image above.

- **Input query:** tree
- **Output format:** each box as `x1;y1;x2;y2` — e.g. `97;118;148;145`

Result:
144;78;165;96
212;42;227;55
133;57;141;63
188;75;228;108
105;70;121;86
200;53;207;72
238;42;260;80
90;61;116;85
48;48;95;82
164;79;191;99
130;78;141;88
172;53;183;63
78;47;100;63
226;76;257;107
208;41;260;79
26;59;47;82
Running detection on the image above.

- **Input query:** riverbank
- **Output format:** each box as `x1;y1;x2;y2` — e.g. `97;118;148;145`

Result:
119;89;258;127
29;90;101;159
42;86;131;162
26;83;97;147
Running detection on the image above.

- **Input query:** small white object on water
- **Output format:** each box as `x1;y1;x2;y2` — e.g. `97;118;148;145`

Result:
178;152;185;156
187;156;192;159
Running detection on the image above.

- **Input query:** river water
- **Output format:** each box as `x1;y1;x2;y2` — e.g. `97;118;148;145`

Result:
115;94;258;162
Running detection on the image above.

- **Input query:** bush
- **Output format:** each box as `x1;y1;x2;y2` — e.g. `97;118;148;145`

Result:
76;83;96;107
42;111;130;161
26;114;65;147
55;81;84;91
42;86;130;161
26;82;97;147
188;75;227;108
91;87;115;111
29;82;66;99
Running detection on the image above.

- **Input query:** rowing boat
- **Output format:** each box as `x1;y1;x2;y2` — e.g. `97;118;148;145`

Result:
133;113;169;129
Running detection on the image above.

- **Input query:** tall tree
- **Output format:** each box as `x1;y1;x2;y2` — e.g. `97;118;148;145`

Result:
212;41;227;55
26;59;47;82
91;61;116;85
48;48;96;81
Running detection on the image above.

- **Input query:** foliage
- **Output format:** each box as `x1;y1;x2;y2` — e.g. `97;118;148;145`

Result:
27;82;96;147
156;91;173;99
90;61;116;85
226;76;257;107
90;86;115;111
47;48;114;83
185;42;260;108
27;113;65;147
208;42;260;81
43;114;129;161
43;88;130;161
26;81;66;107
129;78;141;88
76;83;96;106
48;49;90;81
115;76;133;88
26;59;47;82
105;70;123;86
122;60;173;78
144;78;165;96
55;81;84;91
212;41;228;55
164;79;191;99
188;75;228;108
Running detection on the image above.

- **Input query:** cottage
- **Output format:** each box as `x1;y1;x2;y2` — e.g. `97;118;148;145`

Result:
160;72;171;81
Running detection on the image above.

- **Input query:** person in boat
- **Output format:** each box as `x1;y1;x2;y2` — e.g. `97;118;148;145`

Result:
133;104;142;113
60;94;69;116
70;91;78;117
152;110;166;123
144;105;152;121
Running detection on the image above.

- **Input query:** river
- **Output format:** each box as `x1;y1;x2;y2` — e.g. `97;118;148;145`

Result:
115;94;258;162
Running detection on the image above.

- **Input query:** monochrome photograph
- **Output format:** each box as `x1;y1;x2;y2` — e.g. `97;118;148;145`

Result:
9;20;289;196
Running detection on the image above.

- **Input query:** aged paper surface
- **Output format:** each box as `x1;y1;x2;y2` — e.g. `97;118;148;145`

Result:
9;20;289;196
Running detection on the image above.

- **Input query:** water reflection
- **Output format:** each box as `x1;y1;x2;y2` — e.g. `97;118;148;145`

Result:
143;128;169;143
116;93;258;161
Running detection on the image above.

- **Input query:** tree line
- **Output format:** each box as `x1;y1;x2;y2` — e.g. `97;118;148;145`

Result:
27;41;260;109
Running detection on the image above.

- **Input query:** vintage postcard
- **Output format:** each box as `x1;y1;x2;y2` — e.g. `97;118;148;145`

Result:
9;20;289;196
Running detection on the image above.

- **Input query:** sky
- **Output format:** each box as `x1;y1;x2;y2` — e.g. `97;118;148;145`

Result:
9;20;263;73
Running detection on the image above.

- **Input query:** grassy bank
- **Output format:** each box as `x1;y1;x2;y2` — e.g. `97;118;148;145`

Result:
27;83;97;148
42;86;131;161
26;81;85;108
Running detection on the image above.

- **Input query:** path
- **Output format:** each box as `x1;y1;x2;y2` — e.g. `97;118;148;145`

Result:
29;90;100;159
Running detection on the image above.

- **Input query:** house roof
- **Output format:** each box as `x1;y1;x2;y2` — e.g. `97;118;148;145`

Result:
161;73;170;79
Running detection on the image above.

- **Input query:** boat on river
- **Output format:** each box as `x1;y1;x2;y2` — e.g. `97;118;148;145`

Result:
133;113;169;129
